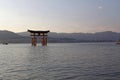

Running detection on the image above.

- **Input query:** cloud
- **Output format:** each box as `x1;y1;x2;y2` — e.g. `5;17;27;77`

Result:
98;6;103;9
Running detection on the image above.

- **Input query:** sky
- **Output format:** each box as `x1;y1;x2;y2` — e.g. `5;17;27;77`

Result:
0;0;120;33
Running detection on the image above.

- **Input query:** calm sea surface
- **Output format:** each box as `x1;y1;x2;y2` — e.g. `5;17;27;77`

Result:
0;43;120;80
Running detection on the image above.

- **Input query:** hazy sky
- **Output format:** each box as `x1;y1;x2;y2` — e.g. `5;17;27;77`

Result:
0;0;120;33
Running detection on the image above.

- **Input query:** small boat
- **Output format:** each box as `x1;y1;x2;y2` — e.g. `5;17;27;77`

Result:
2;42;8;45
116;40;120;44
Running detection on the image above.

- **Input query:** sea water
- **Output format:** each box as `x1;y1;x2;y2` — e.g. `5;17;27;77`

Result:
0;43;120;80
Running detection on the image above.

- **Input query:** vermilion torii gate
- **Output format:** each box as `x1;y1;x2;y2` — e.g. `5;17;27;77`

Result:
28;29;50;46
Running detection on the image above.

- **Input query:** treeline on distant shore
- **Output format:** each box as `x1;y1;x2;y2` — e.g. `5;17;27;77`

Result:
0;30;119;43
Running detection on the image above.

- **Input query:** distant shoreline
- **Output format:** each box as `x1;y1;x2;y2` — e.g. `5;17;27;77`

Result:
5;42;116;44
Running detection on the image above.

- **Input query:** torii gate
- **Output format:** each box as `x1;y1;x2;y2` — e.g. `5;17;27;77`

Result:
28;29;50;46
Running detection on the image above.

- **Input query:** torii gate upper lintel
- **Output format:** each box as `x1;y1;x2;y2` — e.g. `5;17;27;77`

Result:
28;29;50;46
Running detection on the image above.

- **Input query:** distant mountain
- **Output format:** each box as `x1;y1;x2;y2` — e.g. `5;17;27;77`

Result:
0;30;30;43
18;31;120;43
0;30;119;43
18;31;30;37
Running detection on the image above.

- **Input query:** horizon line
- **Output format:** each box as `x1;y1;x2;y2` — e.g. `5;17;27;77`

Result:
0;30;120;34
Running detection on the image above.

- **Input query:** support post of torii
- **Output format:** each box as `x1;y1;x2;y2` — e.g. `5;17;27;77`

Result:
28;29;50;46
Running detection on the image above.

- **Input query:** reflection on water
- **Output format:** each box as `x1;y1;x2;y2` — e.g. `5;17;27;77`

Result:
0;43;120;80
